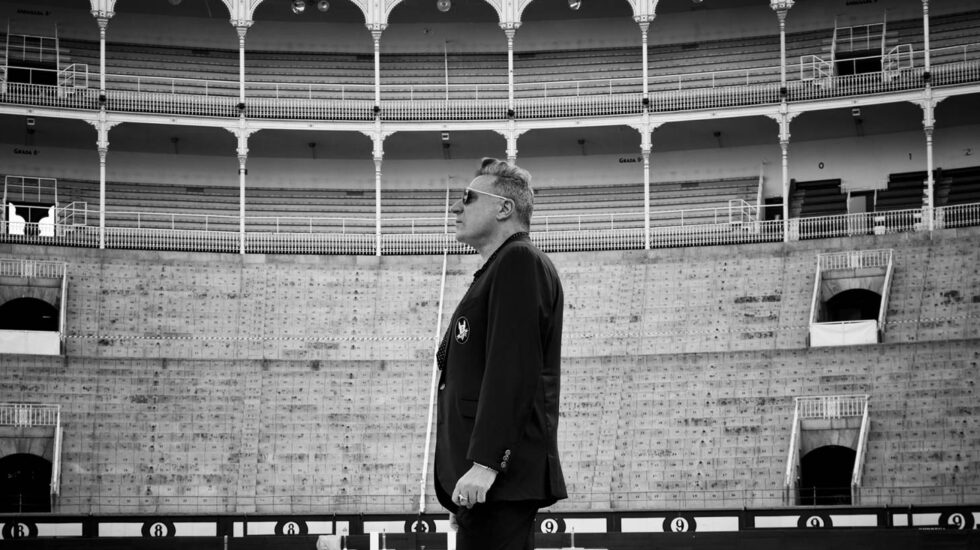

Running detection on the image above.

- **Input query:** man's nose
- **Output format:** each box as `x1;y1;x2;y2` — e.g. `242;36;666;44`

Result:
450;199;463;214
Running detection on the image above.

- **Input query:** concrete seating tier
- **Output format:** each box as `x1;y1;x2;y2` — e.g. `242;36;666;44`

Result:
1;228;978;512
36;9;980;101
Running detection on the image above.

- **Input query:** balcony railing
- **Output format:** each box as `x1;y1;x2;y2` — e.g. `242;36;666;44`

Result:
1;204;975;255
2;53;978;120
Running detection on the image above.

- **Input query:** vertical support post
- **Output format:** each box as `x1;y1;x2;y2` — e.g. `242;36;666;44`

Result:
373;126;384;257
95;117;110;250
778;112;792;242
504;27;516;116
770;1;794;95
640;129;652;250
922;0;931;75
635;17;651;104
372;29;383;110
506;124;519;164
922;100;935;231
96;17;109;97
236;125;250;254
236;24;249;106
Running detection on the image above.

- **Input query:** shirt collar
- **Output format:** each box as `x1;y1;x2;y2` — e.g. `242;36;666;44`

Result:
473;232;530;282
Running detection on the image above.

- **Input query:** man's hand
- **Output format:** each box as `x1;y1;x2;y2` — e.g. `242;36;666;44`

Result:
451;463;498;509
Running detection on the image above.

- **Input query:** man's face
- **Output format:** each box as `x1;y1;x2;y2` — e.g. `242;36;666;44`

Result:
450;175;507;247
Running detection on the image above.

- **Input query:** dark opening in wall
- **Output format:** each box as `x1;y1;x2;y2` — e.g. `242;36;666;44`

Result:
0;297;58;331
800;445;855;505
0;453;52;513
826;289;881;322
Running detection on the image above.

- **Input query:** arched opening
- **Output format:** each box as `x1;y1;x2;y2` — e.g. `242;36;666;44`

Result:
0;454;52;513
826;289;881;322
0;298;59;331
799;445;855;505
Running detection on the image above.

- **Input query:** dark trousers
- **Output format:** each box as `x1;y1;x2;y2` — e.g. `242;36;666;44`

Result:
455;500;540;550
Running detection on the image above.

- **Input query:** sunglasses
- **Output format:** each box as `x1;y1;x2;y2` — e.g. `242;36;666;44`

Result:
462;187;511;205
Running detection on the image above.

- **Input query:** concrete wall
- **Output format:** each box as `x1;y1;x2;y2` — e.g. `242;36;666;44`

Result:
1;227;979;513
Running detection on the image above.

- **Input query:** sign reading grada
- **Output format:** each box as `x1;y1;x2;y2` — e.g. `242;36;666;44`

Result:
14;148;39;156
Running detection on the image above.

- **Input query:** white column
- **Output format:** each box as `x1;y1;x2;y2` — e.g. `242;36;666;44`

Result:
236;25;249;108
95;119;110;249
779;115;791;242
372;29;383;111
504;27;516;115
236;127;249;254
770;1;795;94
374;155;383;256
636;18;651;104
506;131;518;164
923;100;935;231
97;17;109;98
922;0;931;75
640;129;652;250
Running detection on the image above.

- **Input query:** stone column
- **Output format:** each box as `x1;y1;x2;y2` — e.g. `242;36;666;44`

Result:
922;99;936;231
372;29;383;112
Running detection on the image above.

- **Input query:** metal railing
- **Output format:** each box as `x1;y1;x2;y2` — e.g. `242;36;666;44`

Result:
0;258;66;278
2;58;979;120
818;248;892;271
796;394;869;419
851;398;871;504
0;403;60;427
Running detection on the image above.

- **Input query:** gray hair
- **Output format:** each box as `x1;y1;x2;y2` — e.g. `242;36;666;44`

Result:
476;157;534;228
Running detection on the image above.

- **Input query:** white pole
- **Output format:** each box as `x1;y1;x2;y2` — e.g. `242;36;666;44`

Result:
420;186;452;513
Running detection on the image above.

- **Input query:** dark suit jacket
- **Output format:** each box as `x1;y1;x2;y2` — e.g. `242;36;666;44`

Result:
435;233;567;512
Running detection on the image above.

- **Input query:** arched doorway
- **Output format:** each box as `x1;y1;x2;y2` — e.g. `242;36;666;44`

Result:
0;297;59;331
826;289;881;322
0;453;52;513
799;445;855;505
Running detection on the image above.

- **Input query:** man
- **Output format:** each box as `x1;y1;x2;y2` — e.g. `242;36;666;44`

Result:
434;158;566;550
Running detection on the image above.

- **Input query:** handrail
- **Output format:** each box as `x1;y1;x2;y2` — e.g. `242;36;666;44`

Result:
852;398;871;496
0;403;60;426
809;255;822;325
818;248;892;271
784;402;801;498
59;262;68;353
877;250;895;339
0;258;67;278
796;394;869;419
51;409;63;497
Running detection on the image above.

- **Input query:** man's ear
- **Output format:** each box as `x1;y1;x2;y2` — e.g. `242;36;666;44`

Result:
496;199;515;221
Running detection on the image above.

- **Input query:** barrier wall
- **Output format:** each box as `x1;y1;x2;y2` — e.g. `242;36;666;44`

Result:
0;227;979;514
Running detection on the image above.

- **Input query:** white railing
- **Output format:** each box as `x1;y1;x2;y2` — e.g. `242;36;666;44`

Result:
58;63;89;93
0;403;60;427
877;250;895;338
1;202;978;255
382;98;509;121
851;397;871;504
796;394;869;419
248;96;374;120
883;44;914;77
1;81;101;109
516;93;644;118
800;54;834;82
835;23;885;54
797;208;923;240
2;59;979;120
52;421;63;496
784;403;801;502
0;258;66;278
818;248;893;271
937;202;980;229
809;255;822;326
